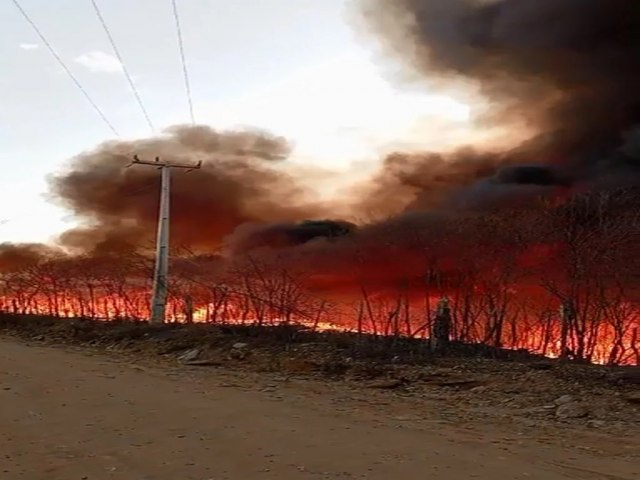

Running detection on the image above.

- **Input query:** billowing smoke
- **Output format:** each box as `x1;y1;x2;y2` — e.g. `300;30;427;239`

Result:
5;1;640;273
353;148;504;215
494;166;564;187
0;243;61;271
355;0;640;210
48;125;328;254
227;220;357;254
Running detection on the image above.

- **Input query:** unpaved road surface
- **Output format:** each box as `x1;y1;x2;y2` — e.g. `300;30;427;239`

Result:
0;339;637;480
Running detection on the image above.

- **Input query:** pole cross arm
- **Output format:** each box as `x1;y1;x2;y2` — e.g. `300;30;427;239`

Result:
130;154;202;170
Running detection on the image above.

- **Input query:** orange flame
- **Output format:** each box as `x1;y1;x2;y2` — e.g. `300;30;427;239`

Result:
1;288;637;366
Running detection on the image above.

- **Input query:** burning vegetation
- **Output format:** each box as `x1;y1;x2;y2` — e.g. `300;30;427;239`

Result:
2;0;640;365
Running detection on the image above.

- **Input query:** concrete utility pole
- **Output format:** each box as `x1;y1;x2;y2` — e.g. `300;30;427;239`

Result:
128;155;201;324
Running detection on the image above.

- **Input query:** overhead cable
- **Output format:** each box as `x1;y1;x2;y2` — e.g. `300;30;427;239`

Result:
90;0;155;133
170;0;196;125
10;0;120;136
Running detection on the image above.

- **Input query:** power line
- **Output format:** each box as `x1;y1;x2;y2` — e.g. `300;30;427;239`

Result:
122;178;159;198
10;0;120;137
170;0;196;125
90;0;155;133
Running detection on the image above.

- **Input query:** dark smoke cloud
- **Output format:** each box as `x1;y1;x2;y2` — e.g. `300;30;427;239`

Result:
494;165;566;187
227;220;357;254
48;125;328;254
354;0;640;211
353;148;505;215
7;0;640;276
448;164;573;210
0;243;61;272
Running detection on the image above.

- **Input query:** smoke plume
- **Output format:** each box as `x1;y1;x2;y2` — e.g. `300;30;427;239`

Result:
48;125;327;254
355;0;640;210
6;1;640;273
0;243;61;271
227;220;357;254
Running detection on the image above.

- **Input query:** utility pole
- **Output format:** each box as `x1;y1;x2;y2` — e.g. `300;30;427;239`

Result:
128;155;202;324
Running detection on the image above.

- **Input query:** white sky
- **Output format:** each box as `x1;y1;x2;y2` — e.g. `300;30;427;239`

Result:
0;0;476;244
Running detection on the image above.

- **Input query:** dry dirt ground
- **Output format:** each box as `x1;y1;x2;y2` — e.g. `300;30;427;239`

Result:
0;339;638;480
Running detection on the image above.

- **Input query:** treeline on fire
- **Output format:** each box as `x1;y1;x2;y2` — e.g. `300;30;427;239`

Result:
0;188;639;366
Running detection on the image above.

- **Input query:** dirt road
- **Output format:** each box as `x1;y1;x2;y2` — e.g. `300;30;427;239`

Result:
0;339;637;480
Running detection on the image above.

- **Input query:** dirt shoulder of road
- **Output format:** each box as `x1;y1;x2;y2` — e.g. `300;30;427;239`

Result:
0;319;639;479
1;315;638;444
